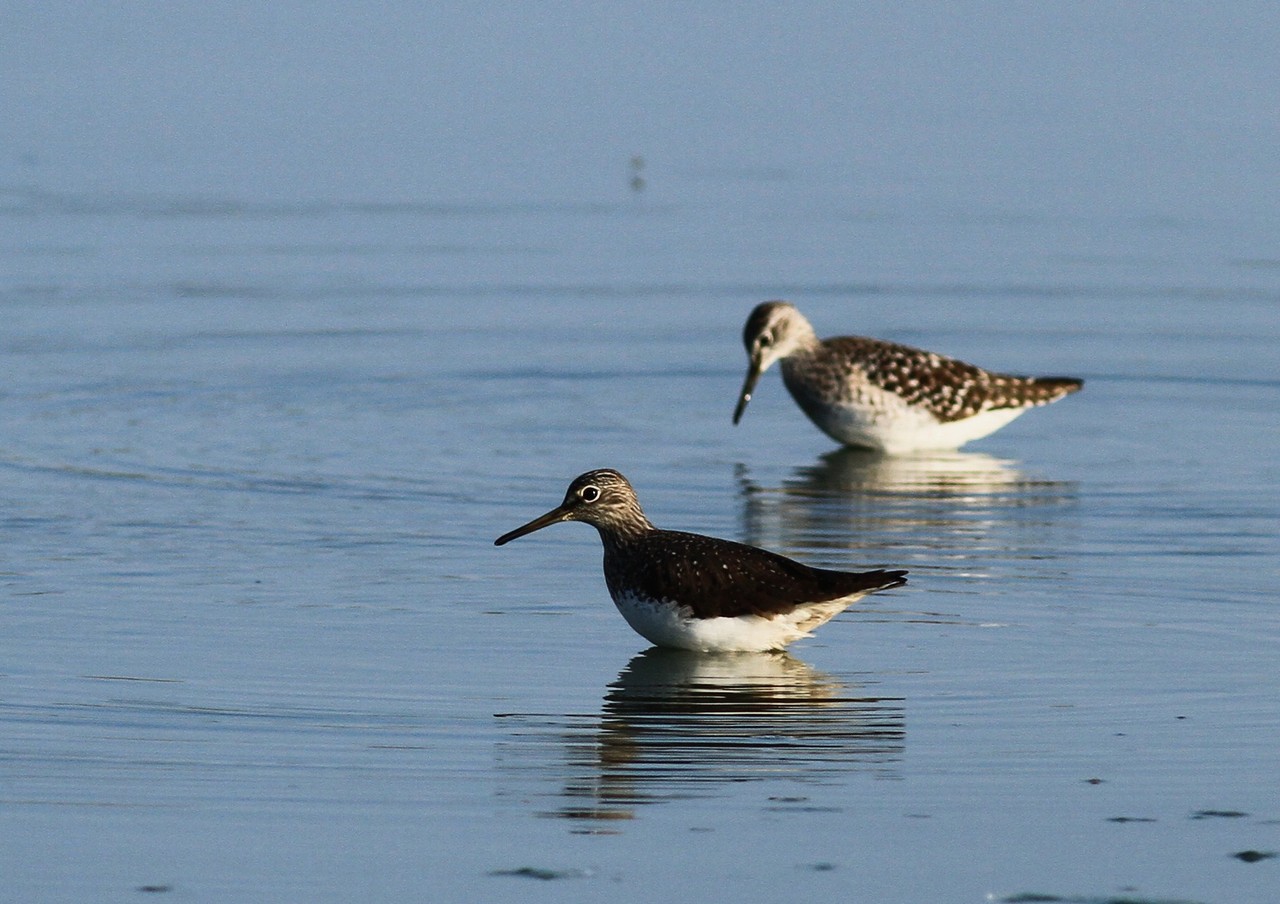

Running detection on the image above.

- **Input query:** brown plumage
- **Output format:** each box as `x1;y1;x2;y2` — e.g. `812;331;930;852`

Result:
794;334;1082;423
734;301;1083;453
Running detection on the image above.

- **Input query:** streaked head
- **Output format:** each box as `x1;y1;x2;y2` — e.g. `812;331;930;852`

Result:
494;469;654;546
733;301;818;424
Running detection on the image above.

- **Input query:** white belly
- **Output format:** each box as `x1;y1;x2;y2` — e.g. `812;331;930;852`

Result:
612;590;858;653
785;373;1027;454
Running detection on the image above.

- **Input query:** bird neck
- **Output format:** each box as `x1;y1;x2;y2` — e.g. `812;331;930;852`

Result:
593;510;656;549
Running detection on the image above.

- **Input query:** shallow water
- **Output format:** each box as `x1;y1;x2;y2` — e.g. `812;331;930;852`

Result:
2;182;1278;903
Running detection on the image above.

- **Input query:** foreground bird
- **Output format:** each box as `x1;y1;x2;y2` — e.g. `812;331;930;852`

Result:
733;301;1082;454
494;469;906;652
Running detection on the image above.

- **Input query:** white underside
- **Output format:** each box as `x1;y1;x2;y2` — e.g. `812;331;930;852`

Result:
790;378;1027;454
611;589;867;653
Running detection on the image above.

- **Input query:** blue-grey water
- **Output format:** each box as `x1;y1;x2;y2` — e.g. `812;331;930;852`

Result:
4;7;1280;904
5;183;1277;904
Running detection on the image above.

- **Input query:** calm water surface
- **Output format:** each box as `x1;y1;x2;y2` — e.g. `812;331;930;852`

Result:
2;183;1278;903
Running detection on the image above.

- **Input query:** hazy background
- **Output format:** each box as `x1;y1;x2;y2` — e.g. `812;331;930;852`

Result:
5;2;1279;215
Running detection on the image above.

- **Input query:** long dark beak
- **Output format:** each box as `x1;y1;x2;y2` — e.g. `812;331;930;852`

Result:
494;505;571;546
732;358;764;425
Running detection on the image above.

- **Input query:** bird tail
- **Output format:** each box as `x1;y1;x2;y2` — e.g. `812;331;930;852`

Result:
1027;376;1084;402
864;569;908;593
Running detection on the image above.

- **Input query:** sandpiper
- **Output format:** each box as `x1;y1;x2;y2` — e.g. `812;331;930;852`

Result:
733;301;1083;454
494;469;906;653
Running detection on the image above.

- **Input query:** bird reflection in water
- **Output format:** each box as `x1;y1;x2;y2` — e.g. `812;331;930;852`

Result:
496;648;904;829
736;447;1079;569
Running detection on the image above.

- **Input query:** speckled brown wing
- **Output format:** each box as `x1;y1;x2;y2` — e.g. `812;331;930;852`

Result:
602;530;907;620
817;337;1083;422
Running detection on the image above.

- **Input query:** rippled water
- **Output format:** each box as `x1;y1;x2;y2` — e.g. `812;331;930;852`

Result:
2;183;1278;902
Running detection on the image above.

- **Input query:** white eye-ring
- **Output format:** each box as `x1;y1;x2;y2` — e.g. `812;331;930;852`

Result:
580;485;601;503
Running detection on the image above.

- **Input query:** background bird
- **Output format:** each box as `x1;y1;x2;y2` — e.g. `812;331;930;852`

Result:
733;301;1082;454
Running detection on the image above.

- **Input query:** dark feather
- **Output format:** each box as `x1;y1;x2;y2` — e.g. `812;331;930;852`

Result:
811;337;1083;422
603;529;906;620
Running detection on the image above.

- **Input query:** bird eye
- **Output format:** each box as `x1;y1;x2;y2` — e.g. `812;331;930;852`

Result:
758;333;774;348
580;485;600;503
